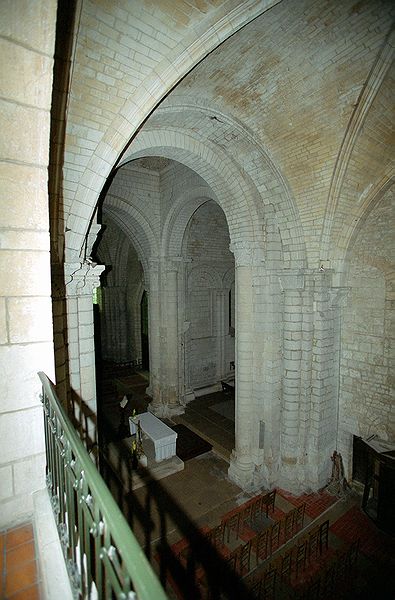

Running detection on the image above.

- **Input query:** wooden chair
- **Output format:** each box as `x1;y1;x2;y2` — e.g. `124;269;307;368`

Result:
241;502;253;526
307;524;321;561
253;529;269;564
320;562;336;599
319;520;329;554
347;538;359;570
295;539;308;577
279;548;293;583
295;577;321;600
250;576;262;599
261;568;277;600
262;489;276;517
238;540;252;576
225;549;238;573
250;494;264;525
238;503;253;538
222;511;240;542
210;523;225;549
307;578;321;600
335;547;348;586
335;539;360;594
283;509;295;543
269;520;281;554
293;502;306;533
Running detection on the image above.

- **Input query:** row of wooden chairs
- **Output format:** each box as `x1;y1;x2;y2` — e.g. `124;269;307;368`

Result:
222;489;277;541
275;520;330;584
247;520;332;599
282;503;306;542
292;539;360;600
177;491;308;598
223;506;309;581
252;503;307;564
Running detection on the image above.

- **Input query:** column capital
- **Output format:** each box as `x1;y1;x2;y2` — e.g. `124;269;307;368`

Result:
229;241;265;267
148;256;160;272
162;255;184;274
279;270;305;291
65;260;105;297
329;286;351;308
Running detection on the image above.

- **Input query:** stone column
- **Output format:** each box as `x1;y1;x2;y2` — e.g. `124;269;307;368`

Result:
65;260;105;446
305;270;344;489
328;285;350;474
164;260;179;408
279;271;305;490
150;257;184;417
228;243;255;489
215;290;227;382
101;285;129;362
146;258;161;409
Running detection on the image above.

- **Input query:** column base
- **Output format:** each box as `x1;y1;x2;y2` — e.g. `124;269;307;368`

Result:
148;401;185;419
228;451;255;491
275;458;331;494
276;463;307;495
184;389;195;404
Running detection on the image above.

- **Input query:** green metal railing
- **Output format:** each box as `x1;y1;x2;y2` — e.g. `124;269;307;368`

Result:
38;372;167;600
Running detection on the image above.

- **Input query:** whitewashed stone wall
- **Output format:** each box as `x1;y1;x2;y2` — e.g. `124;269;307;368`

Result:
0;0;57;526
97;219;144;364
339;186;394;478
0;0;388;510
185;201;234;391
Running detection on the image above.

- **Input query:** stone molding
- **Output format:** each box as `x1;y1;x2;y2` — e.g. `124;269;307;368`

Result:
64;261;105;297
163;255;184;273
279;270;305;291
329;287;351;309
229;242;265;267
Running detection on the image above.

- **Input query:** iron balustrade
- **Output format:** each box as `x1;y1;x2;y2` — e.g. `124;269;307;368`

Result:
38;371;167;600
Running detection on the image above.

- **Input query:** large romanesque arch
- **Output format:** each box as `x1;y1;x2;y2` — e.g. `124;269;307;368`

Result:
60;1;281;264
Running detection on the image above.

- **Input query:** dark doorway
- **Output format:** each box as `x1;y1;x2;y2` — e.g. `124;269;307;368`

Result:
141;290;149;371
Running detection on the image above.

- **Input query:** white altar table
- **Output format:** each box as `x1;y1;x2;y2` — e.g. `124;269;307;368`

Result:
129;412;177;462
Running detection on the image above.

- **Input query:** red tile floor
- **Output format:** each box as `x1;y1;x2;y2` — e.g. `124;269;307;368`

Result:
164;487;395;599
1;523;41;600
277;488;338;519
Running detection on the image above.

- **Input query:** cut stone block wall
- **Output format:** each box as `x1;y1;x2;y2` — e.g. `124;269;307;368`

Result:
0;0;56;527
339;186;394;478
185;201;234;391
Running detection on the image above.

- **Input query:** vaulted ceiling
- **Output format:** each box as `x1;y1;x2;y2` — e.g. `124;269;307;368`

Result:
61;0;394;269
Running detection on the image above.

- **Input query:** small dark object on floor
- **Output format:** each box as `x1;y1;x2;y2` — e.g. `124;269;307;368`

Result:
171;424;212;461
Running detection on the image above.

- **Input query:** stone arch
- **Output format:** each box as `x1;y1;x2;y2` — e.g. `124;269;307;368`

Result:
119;134;263;250
102;197;159;273
222;267;235;289
320;28;394;274
63;1;281;262
161;190;215;259
340;170;394;283
187;265;223;291
120;106;306;269
95;218;130;288
153;102;306;267
95;216;140;364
